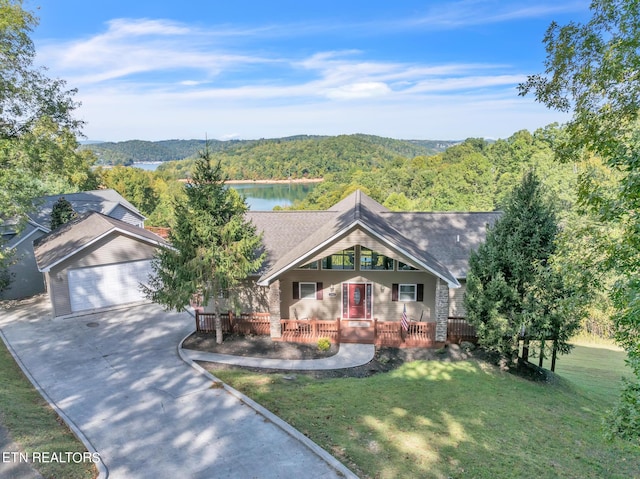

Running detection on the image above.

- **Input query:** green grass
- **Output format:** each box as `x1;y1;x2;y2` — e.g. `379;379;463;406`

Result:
210;345;640;479
0;341;97;479
554;342;630;405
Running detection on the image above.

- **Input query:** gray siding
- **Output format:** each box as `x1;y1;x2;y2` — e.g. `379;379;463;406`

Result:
109;204;144;227
48;232;158;317
449;280;467;318
0;230;46;300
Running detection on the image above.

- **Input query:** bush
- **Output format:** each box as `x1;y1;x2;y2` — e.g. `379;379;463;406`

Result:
606;378;640;443
317;337;331;352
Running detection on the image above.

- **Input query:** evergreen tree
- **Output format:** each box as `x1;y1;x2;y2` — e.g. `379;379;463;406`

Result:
50;196;77;230
144;145;265;343
464;171;561;365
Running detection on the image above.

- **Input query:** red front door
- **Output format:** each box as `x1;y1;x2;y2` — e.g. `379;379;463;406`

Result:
348;283;366;318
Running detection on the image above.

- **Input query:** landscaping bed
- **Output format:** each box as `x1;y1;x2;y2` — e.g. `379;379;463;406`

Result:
183;332;477;378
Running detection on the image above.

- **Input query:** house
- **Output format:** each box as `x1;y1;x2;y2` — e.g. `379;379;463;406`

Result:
222;190;499;345
0;190;145;300
33;211;167;318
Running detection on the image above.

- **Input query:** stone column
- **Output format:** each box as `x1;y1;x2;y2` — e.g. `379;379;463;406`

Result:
268;280;282;338
435;279;449;342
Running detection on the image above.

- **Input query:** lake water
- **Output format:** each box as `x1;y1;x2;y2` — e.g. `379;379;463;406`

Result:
230;182;317;210
132;163;317;210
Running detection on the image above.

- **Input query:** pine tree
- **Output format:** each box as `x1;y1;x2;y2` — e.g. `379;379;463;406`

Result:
50;197;77;230
464;171;561;365
144;144;265;343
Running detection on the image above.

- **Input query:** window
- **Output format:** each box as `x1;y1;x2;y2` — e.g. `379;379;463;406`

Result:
321;247;355;270
399;284;416;301
299;282;317;300
292;282;324;300
397;261;418;271
297;261;319;270
392;283;424;302
360;248;394;270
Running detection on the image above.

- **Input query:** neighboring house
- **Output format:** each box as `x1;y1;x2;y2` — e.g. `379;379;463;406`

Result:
33;211;167;318
226;190;500;344
0;190;145;300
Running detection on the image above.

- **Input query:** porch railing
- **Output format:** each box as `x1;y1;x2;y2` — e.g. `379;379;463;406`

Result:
447;317;478;343
280;319;341;343
195;310;270;335
195;310;478;347
279;318;439;347
374;320;437;347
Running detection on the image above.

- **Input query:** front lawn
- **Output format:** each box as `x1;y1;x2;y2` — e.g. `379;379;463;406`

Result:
209;344;639;479
0;340;97;479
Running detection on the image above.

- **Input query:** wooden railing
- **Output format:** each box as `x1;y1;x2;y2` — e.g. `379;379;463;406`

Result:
144;225;171;239
234;312;271;335
374;320;437;347
195;310;477;347
280;319;340;343
279;318;438;347
195;310;270;335
447;318;477;343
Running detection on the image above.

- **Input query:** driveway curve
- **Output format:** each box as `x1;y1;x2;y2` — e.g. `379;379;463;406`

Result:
0;297;357;479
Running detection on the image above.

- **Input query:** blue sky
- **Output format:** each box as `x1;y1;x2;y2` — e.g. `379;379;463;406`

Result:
30;0;591;142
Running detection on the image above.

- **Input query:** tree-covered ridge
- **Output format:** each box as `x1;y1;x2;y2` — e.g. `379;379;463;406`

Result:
295;126;579;213
82;139;210;165
82;134;458;170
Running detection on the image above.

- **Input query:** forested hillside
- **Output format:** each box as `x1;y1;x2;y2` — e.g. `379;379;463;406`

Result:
282;125;580;213
82;139;209;165
82;134;457;168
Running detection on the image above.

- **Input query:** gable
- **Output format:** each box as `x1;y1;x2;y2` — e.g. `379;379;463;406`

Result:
27;189;144;231
34;211;166;272
250;190;496;288
108;204;144;227
302;228;399;265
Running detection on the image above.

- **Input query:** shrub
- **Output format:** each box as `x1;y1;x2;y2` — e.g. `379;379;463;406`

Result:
317;337;331;352
606;378;640;443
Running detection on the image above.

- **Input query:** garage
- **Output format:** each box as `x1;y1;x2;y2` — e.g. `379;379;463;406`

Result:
68;260;153;312
33;211;167;318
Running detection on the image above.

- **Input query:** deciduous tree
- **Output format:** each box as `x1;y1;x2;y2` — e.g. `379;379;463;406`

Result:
0;0;95;293
519;0;640;439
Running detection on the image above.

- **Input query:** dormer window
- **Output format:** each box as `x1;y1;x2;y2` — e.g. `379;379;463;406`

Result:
360;247;393;270
321;247;355;270
398;261;418;271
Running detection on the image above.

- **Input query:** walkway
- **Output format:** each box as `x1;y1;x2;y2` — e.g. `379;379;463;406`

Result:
0;297;358;479
181;342;375;370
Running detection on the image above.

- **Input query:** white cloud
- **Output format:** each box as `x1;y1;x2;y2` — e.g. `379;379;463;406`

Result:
400;0;588;29
325;82;392;100
34;9;574;141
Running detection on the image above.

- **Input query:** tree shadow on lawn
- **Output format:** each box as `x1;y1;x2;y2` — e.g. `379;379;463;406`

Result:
211;356;640;479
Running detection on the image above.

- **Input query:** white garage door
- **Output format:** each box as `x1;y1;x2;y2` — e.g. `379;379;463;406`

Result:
68;260;153;312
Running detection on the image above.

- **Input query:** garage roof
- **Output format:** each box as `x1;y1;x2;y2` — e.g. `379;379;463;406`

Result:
34;212;167;272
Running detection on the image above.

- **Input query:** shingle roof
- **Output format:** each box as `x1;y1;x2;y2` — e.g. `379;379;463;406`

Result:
34;211;167;272
28;189;144;231
247;190;500;287
384;211;500;279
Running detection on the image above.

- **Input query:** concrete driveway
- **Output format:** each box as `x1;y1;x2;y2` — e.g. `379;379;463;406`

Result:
0;297;356;479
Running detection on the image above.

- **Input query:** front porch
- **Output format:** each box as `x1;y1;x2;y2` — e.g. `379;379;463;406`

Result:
194;310;477;348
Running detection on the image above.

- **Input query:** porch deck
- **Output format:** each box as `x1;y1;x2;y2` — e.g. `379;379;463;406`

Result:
194;310;477;348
